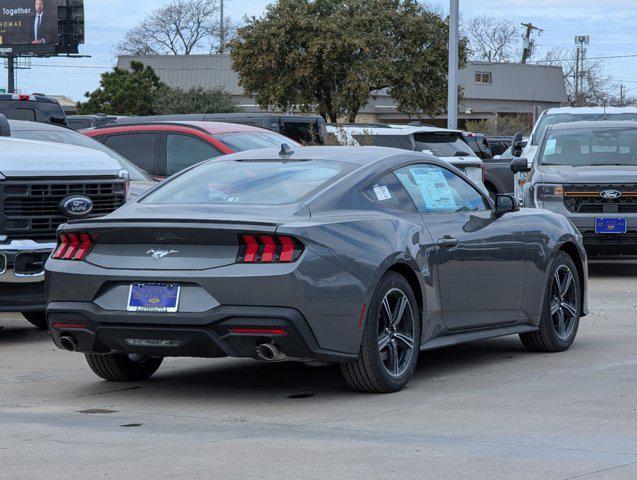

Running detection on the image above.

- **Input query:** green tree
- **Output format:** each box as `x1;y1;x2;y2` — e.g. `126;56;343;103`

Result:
77;61;164;115
387;1;469;119
230;0;466;122
153;86;241;114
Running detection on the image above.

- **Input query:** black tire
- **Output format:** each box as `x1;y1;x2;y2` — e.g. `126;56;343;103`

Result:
340;272;421;393
520;251;581;352
22;311;48;330
85;353;163;381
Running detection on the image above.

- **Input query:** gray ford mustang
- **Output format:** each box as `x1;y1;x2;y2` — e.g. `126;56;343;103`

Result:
45;146;588;393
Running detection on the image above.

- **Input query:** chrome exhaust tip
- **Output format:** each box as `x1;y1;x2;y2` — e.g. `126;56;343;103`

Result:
59;335;78;352
256;343;283;361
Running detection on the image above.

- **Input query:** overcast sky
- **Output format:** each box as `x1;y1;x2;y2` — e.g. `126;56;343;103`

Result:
4;0;637;101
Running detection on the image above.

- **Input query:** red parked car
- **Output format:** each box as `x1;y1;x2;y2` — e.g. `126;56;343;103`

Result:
82;121;301;179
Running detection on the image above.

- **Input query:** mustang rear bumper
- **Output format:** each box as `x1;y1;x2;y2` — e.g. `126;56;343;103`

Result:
47;302;357;363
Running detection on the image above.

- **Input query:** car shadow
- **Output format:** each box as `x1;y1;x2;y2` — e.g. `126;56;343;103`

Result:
71;336;532;400
0;324;50;346
588;262;637;277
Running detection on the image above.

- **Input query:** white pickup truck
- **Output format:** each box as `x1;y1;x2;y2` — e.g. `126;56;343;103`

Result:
0;114;130;329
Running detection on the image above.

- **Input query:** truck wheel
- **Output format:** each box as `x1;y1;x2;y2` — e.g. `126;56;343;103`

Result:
22;311;48;330
85;353;163;381
340;272;420;393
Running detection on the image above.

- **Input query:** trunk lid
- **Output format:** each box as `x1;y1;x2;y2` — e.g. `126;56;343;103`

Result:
64;204;310;270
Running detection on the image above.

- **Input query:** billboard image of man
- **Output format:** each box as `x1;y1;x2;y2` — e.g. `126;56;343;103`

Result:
30;0;56;45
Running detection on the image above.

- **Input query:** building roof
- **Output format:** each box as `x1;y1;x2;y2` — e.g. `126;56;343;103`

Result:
117;55;567;108
117;54;243;94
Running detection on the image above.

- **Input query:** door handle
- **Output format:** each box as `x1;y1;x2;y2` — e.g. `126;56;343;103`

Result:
437;236;459;248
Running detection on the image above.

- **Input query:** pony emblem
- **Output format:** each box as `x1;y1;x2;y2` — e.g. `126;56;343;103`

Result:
146;249;178;259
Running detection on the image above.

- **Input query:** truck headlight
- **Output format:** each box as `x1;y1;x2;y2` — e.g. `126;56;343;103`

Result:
534;184;564;209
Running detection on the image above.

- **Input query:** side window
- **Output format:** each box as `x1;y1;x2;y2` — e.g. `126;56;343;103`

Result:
395;164;490;214
104;133;158;173
166;133;221;176
362;172;415;212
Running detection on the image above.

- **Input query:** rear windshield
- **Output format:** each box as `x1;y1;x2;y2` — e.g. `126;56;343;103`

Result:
532;113;637;145
413;132;475;157
353;134;415;150
0;100;66;126
143;159;353;205
215;132;300;152
540;127;637;166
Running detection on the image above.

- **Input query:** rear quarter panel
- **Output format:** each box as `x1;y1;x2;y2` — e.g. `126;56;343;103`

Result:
513;208;588;323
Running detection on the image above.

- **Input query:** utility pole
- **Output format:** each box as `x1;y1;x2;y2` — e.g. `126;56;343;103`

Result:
619;84;625;107
219;0;225;54
520;22;542;64
574;35;589;106
447;0;459;130
7;55;15;93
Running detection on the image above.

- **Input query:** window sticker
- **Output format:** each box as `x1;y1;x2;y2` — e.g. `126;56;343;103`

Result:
373;185;392;201
410;167;457;211
545;138;557;155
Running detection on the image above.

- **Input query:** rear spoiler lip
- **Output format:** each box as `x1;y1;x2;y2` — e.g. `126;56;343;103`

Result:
58;218;281;234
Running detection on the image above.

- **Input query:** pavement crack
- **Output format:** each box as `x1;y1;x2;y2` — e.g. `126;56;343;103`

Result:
562;460;637;479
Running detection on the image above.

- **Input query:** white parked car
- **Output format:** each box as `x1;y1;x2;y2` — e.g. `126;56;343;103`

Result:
513;107;637;201
325;124;486;191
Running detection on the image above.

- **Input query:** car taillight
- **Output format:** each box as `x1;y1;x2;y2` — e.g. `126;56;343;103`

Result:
237;234;304;263
52;232;94;260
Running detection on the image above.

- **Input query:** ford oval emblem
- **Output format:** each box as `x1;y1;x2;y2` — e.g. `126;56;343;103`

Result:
60;195;94;218
599;190;622;200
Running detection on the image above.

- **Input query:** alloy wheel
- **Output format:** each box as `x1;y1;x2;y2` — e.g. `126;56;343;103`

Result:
377;288;416;377
550;265;578;340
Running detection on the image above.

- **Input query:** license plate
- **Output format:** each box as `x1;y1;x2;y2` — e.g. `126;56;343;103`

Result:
595;218;627;234
127;283;180;312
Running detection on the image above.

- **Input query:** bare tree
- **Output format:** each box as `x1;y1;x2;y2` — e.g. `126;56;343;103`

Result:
116;0;227;56
539;47;613;106
465;16;520;62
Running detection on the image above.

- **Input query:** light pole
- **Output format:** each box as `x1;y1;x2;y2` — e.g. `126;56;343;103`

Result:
447;0;459;130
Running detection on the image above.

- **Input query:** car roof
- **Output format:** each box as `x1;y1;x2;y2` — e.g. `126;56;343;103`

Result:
325;124;462;136
543;106;637;115
0;93;60;104
86;121;276;135
218;145;436;166
547;120;637;131
8;119;64;131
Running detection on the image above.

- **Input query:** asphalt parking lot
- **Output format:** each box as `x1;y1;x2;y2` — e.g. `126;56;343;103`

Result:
0;264;636;480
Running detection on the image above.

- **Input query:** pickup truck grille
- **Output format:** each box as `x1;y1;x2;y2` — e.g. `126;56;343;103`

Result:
563;184;637;214
1;179;126;239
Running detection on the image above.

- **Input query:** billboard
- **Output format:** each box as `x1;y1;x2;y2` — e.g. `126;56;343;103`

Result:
0;0;58;47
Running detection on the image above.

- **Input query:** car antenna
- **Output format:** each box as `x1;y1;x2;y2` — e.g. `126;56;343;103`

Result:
279;143;294;157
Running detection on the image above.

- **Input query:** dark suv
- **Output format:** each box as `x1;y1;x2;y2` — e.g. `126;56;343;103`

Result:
0;94;67;126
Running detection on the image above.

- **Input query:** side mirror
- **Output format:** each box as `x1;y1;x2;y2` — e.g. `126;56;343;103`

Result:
0;114;10;137
511;132;526;157
495;194;519;214
510;157;530;174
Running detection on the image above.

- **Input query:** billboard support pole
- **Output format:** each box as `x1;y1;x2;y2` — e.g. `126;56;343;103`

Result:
7;55;15;93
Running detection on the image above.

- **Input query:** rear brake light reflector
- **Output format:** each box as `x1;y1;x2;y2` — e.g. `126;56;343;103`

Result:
230;328;287;336
237;234;303;263
52;232;94;261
